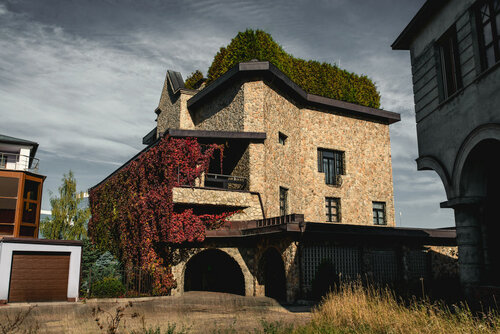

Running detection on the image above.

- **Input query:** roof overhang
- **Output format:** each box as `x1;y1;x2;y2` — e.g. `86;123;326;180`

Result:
166;129;266;141
187;61;401;125
392;0;449;50
205;220;456;246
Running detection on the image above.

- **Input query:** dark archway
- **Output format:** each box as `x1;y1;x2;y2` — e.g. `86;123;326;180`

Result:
460;139;500;285
260;248;286;301
184;249;245;295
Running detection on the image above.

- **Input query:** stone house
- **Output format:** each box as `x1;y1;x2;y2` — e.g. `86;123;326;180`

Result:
99;61;456;301
392;0;500;300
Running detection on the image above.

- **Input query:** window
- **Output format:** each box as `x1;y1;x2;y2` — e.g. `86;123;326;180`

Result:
373;202;386;225
477;0;500;69
437;26;462;99
279;187;288;216
325;197;340;222
278;132;287;145
318;148;345;185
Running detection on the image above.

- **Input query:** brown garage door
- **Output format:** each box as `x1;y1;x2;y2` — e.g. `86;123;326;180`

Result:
9;251;70;302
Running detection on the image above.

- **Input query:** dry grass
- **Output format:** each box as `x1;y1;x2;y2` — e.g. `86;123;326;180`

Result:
290;281;500;334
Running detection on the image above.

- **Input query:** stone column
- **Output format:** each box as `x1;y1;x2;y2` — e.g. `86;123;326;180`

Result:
454;203;483;292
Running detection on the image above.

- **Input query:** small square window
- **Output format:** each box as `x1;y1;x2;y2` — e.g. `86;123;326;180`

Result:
373;202;386;225
278;132;287;145
325;197;340;222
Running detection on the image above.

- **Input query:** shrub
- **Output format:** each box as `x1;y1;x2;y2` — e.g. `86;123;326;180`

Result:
184;70;204;89
205;29;380;108
92;277;126;298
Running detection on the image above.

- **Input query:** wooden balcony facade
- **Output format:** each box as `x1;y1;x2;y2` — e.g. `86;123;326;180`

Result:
0;170;45;238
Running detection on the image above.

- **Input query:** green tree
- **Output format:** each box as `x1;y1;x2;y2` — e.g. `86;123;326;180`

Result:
40;170;90;240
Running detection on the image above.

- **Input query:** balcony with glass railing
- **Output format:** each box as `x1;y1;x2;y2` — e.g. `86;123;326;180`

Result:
0;152;39;173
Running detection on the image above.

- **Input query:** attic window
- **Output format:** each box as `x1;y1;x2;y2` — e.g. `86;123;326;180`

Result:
278;132;287;145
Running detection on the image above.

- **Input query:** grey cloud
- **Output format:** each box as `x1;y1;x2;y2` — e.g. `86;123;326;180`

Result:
0;0;454;228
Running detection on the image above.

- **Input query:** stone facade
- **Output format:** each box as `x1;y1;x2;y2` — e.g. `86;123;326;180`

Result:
152;64;411;302
172;187;263;221
157;75;395;226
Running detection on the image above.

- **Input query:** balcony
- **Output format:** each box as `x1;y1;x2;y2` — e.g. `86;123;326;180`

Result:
0;152;39;173
204;173;247;190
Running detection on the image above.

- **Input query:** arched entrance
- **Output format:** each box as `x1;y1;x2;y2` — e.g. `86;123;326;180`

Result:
459;139;500;285
184;249;245;295
260;248;286;301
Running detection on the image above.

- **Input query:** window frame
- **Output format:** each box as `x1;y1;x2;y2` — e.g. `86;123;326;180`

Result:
476;0;500;70
325;197;340;223
372;201;386;226
279;187;288;216
318;148;345;185
436;25;462;100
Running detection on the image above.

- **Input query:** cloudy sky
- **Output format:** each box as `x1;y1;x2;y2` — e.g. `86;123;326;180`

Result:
0;0;455;228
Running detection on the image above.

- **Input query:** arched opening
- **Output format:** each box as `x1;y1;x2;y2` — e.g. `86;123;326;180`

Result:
260;248;286;301
184;249;245;295
460;139;500;285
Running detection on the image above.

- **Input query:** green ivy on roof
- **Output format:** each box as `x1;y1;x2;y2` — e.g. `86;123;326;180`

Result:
185;29;380;109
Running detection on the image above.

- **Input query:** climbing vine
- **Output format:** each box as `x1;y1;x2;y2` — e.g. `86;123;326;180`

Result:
88;136;231;294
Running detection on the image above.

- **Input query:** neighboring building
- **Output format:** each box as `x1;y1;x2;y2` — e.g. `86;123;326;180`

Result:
0;134;44;238
0;134;81;304
96;61;457;301
392;0;500;297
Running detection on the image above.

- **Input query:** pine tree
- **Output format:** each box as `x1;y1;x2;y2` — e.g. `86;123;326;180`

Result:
40;170;90;240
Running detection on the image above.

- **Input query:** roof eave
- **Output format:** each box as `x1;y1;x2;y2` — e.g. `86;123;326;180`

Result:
187;61;400;125
391;0;449;50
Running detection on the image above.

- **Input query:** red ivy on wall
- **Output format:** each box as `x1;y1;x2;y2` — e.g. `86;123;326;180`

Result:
88;136;231;294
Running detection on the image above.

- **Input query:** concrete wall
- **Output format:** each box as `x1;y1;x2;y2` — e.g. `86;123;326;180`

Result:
409;0;500;198
405;0;500;293
0;241;82;303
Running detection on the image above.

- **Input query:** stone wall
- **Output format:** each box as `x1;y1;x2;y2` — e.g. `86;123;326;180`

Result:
190;80;245;131
158;75;396;226
169;236;300;302
156;75;196;136
243;80;395;225
172;187;263;221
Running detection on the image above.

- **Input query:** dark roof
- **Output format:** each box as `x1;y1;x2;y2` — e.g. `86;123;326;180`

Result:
167;70;185;93
0;237;83;246
0;133;39;162
392;0;449;50
206;220;456;246
187;61;401;125
0;134;38;147
142;127;157;145
167;129;266;141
